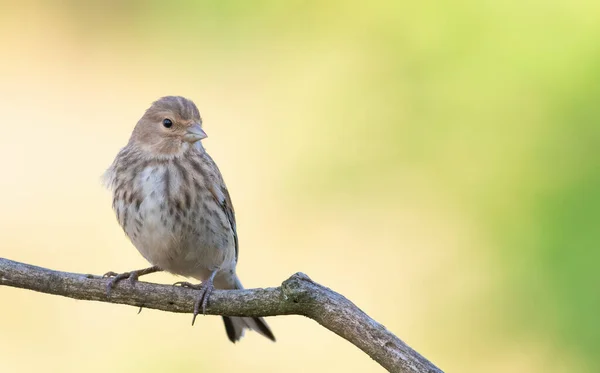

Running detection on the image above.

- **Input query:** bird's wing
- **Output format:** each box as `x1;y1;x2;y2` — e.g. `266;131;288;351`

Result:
219;186;238;263
203;153;239;263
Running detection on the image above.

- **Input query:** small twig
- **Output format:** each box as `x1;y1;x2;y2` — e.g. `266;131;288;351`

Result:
0;257;442;373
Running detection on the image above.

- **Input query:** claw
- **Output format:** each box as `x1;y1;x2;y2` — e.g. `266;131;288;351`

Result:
191;281;215;325
128;272;139;285
102;266;162;297
104;271;134;296
174;270;218;325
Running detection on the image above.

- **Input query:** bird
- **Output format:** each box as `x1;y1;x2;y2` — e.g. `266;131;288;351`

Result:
102;96;275;343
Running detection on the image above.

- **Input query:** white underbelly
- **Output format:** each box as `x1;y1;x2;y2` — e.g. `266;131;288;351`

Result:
117;164;236;280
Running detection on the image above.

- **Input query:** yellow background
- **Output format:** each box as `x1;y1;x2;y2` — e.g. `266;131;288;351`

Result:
1;1;599;372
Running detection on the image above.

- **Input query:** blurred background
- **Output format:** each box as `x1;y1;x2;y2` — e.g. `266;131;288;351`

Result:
0;1;599;372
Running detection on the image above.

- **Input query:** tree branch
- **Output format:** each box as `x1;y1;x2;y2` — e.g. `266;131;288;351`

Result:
0;257;442;373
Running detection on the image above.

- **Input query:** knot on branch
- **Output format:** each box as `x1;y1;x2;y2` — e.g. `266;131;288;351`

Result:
280;272;326;316
282;272;313;289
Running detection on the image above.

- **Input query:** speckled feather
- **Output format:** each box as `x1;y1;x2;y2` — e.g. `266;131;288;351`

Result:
106;147;237;284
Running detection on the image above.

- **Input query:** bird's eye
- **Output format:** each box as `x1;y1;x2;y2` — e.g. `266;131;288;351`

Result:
162;118;173;128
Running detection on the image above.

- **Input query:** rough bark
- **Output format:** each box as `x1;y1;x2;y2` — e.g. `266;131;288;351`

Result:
0;257;442;373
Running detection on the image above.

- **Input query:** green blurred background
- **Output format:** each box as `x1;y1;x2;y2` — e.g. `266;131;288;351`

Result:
1;1;599;372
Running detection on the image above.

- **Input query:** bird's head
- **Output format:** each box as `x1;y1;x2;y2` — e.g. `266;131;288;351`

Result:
130;96;207;157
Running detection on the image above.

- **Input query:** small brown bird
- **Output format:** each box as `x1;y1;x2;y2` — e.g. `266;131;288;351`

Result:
103;96;274;342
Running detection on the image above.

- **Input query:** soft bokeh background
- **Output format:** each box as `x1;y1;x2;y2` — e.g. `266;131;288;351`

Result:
1;1;599;372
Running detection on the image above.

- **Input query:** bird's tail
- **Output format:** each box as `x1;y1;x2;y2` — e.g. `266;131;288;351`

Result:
221;276;275;343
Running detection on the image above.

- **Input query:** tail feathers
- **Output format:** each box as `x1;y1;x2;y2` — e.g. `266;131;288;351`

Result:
222;316;275;343
221;275;275;343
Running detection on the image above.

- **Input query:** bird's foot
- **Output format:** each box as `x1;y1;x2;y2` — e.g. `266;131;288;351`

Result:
174;280;215;325
103;271;137;296
103;266;161;296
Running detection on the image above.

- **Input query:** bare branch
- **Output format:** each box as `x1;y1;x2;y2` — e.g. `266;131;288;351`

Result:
0;257;442;373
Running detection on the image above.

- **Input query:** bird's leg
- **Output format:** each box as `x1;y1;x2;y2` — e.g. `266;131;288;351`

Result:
103;266;162;296
174;269;218;325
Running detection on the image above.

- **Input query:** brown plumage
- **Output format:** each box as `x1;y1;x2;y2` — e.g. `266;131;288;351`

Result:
104;96;274;342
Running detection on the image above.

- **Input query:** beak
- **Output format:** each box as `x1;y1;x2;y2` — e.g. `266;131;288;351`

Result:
183;123;207;143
